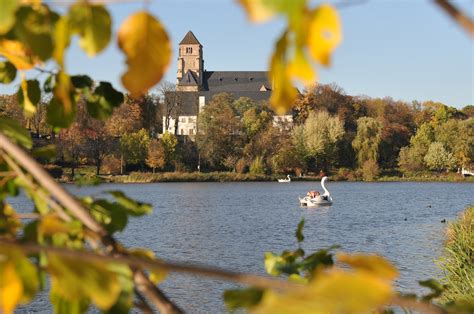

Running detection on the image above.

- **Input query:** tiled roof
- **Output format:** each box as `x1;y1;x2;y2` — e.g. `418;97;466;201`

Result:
202;71;271;92
179;31;201;45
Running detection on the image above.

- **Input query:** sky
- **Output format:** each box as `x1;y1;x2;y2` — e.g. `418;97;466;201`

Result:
1;0;473;108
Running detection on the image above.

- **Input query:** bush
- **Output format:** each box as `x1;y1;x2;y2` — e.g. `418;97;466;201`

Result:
360;159;380;181
43;164;63;178
235;158;247;174
249;156;265;175
436;206;474;305
102;155;121;175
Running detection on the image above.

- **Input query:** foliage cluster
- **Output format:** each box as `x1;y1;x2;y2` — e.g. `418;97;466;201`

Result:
436;206;474;306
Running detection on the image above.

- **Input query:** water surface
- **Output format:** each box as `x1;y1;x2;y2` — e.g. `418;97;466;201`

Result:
12;181;473;313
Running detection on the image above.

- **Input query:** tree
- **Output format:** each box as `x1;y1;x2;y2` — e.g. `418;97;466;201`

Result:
196;93;244;169
424;142;457;172
294;110;344;171
84;119;115;175
146;139;165;173
120;129;150;168
161;131;178;169
352;117;382;167
57;122;87;178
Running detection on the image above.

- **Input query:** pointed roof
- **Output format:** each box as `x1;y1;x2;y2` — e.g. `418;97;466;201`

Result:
179;70;199;86
179;31;201;45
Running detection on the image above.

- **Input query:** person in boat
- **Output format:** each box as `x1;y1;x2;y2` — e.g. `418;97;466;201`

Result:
307;191;320;198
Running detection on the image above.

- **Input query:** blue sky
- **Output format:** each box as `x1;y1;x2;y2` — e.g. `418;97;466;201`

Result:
1;0;473;108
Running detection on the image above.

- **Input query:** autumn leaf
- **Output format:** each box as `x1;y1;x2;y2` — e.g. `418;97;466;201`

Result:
118;11;171;98
0;262;23;314
0;39;38;70
337;253;399;281
53;16;71;68
307;4;342;66
0;0;19;34
68;3;111;57
238;0;307;24
255;269;393;313
269;31;297;115
48;254;121;310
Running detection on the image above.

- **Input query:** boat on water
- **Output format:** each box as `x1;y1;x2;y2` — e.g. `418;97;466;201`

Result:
299;176;333;207
278;175;291;183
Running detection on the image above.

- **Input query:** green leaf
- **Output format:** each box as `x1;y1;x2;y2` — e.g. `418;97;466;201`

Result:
17;78;41;117
0;61;17;84
90;199;128;234
223;287;264;310
15;254;39;303
0;116;32;149
68;3;111;56
13;5;58;61
108;191;152;216
46;97;76;129
85;81;124;119
419;279;445;301
50;290;89;314
295;218;305;243
0;0;18;34
71;75;93;89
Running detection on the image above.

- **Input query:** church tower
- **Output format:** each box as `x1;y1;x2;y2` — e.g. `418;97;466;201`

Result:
177;31;204;91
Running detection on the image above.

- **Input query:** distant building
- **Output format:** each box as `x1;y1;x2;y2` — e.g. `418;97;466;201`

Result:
163;31;292;136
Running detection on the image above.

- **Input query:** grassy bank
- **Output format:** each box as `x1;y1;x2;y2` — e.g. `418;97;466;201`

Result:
56;166;474;183
436;206;474;306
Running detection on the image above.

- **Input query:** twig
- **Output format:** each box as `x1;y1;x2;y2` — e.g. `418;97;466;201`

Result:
434;0;474;37
1;152;72;222
16;213;40;219
0;239;299;291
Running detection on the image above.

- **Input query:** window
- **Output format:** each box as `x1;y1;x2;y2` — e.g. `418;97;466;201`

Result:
181;117;186;123
189;129;194;135
188;117;194;123
186;47;192;54
180;129;184;135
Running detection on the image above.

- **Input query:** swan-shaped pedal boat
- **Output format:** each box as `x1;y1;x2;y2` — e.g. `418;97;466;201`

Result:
299;176;333;207
277;175;291;183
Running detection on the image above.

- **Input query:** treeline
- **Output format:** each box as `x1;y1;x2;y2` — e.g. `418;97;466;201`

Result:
0;83;472;179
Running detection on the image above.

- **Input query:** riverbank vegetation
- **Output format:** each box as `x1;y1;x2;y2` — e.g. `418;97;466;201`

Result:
1;85;473;183
437;206;474;306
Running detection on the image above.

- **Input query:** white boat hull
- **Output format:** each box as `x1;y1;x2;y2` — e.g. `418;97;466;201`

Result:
299;196;332;207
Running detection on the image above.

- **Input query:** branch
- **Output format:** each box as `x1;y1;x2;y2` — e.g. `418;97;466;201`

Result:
0;239;299;291
434;0;474;37
0;134;182;313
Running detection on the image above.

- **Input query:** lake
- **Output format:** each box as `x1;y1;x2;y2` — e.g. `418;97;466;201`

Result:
12;181;473;313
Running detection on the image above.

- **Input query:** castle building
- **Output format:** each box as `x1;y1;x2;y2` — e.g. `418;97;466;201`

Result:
163;31;293;136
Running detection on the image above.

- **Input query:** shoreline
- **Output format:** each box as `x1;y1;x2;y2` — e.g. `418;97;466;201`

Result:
56;170;474;184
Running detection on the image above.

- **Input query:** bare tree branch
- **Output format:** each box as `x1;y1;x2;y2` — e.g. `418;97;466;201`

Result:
434;0;474;37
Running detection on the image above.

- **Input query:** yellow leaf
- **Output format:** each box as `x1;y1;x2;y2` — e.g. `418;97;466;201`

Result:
39;215;70;236
19;77;36;116
0;39;38;70
307;4;342;66
255;269;393;314
337;253;399;281
287;47;316;83
118;11;171;98
269;32;297;115
53;16;70;68
48;254;121;310
54;71;73;116
0;262;23;314
237;0;276;23
149;267;168;284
